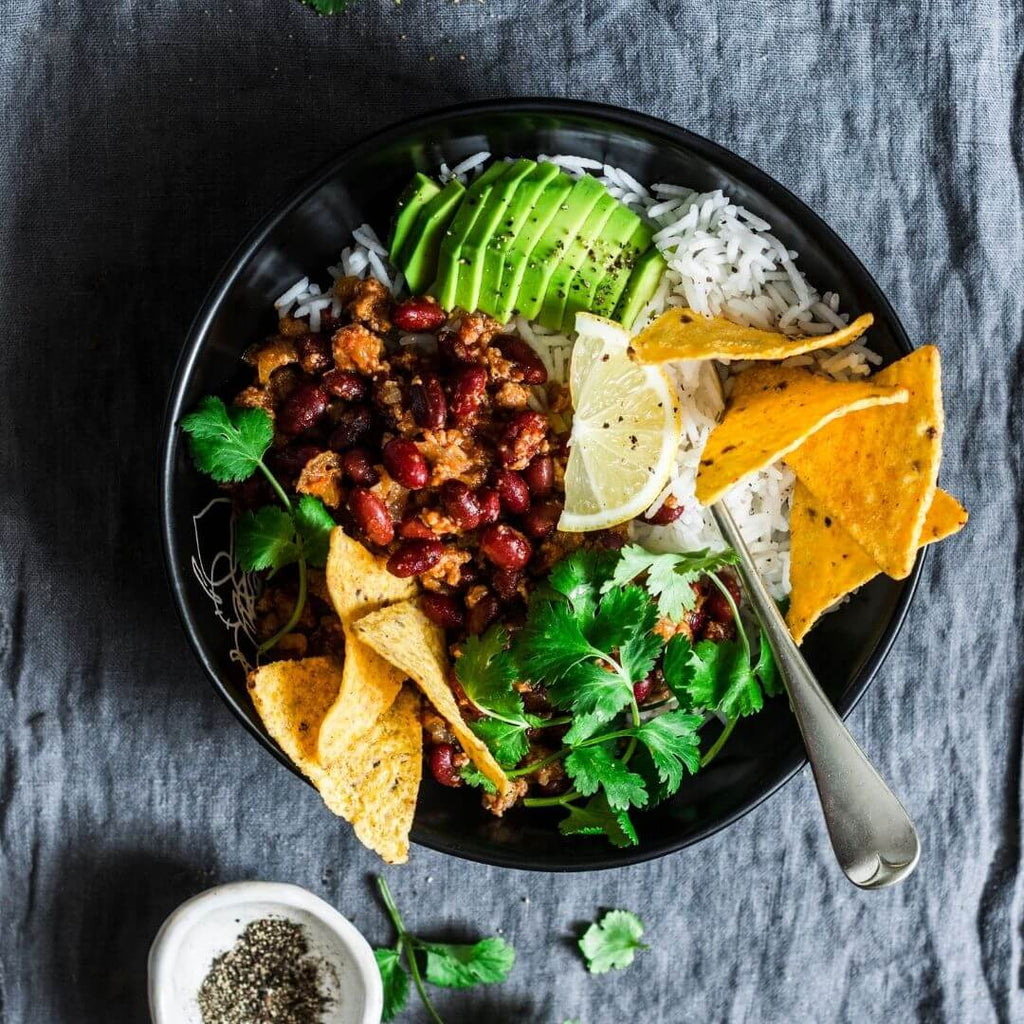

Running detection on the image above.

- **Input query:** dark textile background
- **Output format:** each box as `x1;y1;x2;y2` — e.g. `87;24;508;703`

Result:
1;2;1021;1021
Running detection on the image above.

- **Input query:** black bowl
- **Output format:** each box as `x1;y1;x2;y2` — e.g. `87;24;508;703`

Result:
160;99;922;871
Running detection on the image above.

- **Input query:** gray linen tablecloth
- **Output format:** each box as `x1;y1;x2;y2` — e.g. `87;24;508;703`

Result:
1;1;1021;1021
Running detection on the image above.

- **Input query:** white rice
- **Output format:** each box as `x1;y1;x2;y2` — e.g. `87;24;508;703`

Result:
273;157;881;598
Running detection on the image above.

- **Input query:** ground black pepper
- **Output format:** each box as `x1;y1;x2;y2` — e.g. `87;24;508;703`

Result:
197;917;331;1024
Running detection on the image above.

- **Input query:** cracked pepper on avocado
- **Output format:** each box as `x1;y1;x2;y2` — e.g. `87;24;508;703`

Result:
181;153;966;863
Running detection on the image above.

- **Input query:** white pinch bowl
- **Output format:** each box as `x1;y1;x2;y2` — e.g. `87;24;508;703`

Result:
148;881;383;1024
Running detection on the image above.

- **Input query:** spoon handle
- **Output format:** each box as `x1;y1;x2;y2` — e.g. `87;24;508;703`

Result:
711;502;920;889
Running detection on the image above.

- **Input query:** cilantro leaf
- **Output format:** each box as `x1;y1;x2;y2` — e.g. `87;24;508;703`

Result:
374;947;409;1022
234;506;299;572
753;631;781;697
563;711;607;747
587;585;657;655
663;635;763;718
456;627;525;723
517;600;605;683
294;494;335;568
564;745;648;811
422;937;515;989
460;763;497;794
547;549;618;625
303;0;352;11
578;910;648;974
618;626;663;687
547;660;633;726
559;794;638;848
603;545;739;621
180;396;273;483
633;711;702;792
470;718;530;767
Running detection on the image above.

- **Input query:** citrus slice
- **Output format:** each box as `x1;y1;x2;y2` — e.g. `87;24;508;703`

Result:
559;312;681;532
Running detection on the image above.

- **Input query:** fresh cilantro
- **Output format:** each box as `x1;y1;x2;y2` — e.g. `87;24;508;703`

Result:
423;937;515;989
753;632;781;697
632;711;702;791
517;600;605;683
374;877;515;1024
663;636;764;719
547;660;633;727
603;545;739;621
302;0;352;12
374;947;409;1022
578;910;648;975
558;794;638;848
586;585;656;655
235;506;299;573
456;627;526;724
469;718;530;768
294;494;335;568
459;763;498;793
564;745;648;811
180;396;274;484
547;548;618;624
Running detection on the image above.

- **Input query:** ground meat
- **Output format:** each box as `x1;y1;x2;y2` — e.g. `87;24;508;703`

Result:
534;531;585;574
445;312;503;362
266;366;302;407
417;428;491;488
373;377;417;435
422;706;454;746
332;323;389;375
243;336;299;386
702;620;736;642
493;381;532;409
278;316;311;337
271;633;308;660
346;278;392;333
296;451;345;508
482;777;529;817
307;615;346;658
306;569;331;603
369;468;409;523
421;546;472;591
332;275;360;305
233;385;276;417
419;508;462;537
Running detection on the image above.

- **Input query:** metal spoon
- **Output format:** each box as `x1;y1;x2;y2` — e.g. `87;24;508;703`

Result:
711;501;920;889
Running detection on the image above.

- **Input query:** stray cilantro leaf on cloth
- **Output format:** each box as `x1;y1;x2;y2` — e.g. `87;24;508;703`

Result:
578;910;648;975
235;505;299;573
423;938;516;989
558;794;638;848
302;0;353;12
564;745;648;811
180;397;274;483
375;947;410;1022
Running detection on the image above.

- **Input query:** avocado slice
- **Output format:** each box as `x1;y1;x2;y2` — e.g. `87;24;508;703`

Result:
537;192;619;330
388;173;441;262
478;161;561;319
492;171;574;323
590;221;653;319
559;204;642;332
515;174;607;323
431;161;508;311
396;179;466;294
454;159;536;314
614;246;668;330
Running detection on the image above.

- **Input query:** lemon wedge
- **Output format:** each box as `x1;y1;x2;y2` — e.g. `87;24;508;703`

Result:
559;313;681;532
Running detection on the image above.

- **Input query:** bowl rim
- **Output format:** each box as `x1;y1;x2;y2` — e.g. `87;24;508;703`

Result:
159;96;924;871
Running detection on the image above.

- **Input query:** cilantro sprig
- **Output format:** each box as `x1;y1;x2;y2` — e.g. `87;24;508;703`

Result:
374;877;515;1023
578;910;647;974
181;396;335;654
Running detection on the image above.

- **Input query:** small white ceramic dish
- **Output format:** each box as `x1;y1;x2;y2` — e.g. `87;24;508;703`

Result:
148;881;382;1024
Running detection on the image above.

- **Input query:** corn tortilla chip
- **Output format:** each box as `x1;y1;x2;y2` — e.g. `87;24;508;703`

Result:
787;484;967;643
353;599;512;797
631;308;874;364
249;657;421;864
785;346;944;579
318;529;417;764
695;365;908;506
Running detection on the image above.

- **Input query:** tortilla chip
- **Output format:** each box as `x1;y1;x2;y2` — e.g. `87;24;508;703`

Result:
249;657;421;864
785;346;944;579
353;600;512;797
695;365;908;506
318;528;417;764
787;484;968;643
631;309;875;364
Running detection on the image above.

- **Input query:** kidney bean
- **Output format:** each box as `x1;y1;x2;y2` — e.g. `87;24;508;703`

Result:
409;373;447;430
495;335;548;385
643;497;684;526
387;538;444;577
348;487;394;546
466;590;501;635
441;480;483;530
278;382;330;436
321;368;368;402
474;487;501;524
429;743;463;788
329;405;374;450
393;296;446;333
479;524;532;571
492;568;522;602
705;571;742;623
342;447;379;486
633;675;655;705
297;333;332;375
520;500;561;539
269;443;323;482
492;469;531;514
383;438;429;490
523;455;554;496
448;365;488;422
421;593;465;630
497;410;547;469
398;511;435;540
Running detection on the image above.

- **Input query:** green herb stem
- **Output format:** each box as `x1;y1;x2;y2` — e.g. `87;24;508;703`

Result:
258;555;308;656
258;460;294;513
708;573;749;661
699;716;737;768
377;878;445;1024
507;748;569;778
524;790;580;809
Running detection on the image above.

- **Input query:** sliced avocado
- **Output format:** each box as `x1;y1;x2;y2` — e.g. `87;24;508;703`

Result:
493;171;574;323
454;159;536;314
388;173;441;262
478;161;560;320
396;179;466;294
515;174;607;323
591;221;653;319
538;191;618;330
431;161;508;311
560;204;642;332
614;246;667;330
